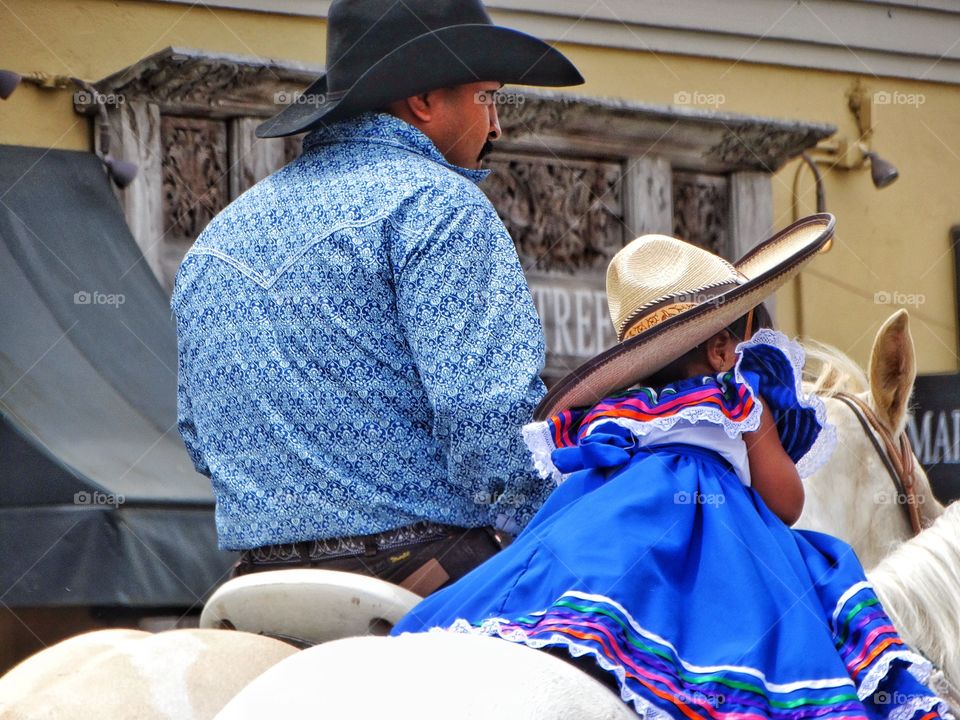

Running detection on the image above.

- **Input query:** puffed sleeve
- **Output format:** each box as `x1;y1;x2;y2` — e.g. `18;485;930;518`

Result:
734;329;836;477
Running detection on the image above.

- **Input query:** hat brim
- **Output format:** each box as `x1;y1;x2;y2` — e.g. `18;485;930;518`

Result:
257;25;584;138
533;213;836;421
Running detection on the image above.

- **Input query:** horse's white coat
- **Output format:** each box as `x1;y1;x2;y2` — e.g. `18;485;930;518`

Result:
0;628;147;717
868;502;960;709
797;310;945;569
214;632;637;720
124;631;204;720
0;629;297;720
797;311;958;709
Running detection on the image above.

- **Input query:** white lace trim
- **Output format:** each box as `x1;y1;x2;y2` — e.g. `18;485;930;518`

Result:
438;619;703;720
887;693;955;720
521;421;563;483
522;329;836;483
829;585;951;718
434;614;883;717
436;619;955;720
857;648;934;700
733;328;837;479
433;588;862;693
551;590;856;692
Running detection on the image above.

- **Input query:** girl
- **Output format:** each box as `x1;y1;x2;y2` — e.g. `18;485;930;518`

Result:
392;218;951;720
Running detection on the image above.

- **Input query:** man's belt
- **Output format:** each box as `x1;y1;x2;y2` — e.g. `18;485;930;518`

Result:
240;520;458;565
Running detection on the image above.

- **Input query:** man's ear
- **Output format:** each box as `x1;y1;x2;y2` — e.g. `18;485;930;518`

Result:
405;92;434;122
703;331;734;372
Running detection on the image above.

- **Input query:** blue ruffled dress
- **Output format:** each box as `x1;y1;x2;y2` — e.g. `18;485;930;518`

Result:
392;330;951;720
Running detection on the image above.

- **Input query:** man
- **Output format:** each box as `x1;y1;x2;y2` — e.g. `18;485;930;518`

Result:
172;0;583;594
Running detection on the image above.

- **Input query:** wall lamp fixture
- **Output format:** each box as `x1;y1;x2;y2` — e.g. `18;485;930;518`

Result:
792;81;899;253
0;70;138;188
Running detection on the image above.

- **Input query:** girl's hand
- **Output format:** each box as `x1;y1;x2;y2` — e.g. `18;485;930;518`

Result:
743;397;805;525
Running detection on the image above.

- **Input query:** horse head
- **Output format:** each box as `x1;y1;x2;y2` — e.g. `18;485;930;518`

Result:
797;309;945;570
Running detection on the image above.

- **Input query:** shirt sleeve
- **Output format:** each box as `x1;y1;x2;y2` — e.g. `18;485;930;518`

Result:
173;309;211;478
390;201;551;533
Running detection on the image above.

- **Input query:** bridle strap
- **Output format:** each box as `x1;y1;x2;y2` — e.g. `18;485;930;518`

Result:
834;392;923;536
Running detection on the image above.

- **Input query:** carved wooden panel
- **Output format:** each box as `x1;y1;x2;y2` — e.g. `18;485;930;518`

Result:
161;116;229;242
158;116;229;291
482;153;625;275
230;117;286;199
672;171;729;257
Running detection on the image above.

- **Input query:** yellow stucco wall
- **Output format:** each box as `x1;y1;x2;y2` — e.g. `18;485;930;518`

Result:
3;0;958;372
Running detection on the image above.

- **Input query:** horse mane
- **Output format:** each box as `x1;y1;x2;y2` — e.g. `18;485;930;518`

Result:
800;340;869;397
867;501;960;705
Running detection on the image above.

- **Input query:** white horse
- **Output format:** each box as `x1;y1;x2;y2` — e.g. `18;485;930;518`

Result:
797;310;959;702
797;309;945;569
868;502;960;709
0;629;297;720
215;632;636;720
4;310;957;719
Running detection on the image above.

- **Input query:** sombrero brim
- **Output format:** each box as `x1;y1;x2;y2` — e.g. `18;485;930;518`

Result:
257;25;584;138
533;213;836;421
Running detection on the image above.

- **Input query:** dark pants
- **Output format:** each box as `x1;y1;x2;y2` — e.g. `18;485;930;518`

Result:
233;524;503;597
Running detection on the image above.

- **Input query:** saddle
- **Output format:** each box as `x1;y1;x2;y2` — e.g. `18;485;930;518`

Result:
200;569;422;647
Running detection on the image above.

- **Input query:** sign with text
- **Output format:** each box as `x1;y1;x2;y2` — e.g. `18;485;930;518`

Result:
526;271;618;383
906;373;960;503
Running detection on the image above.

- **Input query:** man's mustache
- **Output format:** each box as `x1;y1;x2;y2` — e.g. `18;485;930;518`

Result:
478;141;494;162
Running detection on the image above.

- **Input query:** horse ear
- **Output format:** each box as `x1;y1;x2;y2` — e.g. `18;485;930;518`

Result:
869;309;916;434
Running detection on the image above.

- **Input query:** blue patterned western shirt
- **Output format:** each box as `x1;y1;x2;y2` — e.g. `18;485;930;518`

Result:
172;112;550;550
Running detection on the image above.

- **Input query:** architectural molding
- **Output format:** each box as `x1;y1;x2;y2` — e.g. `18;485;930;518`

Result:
143;0;960;85
495;90;835;173
84;47;322;118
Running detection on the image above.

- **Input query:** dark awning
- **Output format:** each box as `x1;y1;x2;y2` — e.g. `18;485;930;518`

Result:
0;144;235;607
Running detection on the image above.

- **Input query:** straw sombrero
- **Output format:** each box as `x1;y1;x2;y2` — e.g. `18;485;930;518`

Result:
534;213;835;421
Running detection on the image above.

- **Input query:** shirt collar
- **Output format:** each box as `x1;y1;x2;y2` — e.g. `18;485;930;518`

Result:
302;112;491;185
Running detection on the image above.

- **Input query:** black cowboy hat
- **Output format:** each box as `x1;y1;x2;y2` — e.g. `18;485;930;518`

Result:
256;0;584;139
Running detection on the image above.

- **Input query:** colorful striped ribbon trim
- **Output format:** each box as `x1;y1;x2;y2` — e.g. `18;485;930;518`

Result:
452;591;945;720
547;373;753;450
